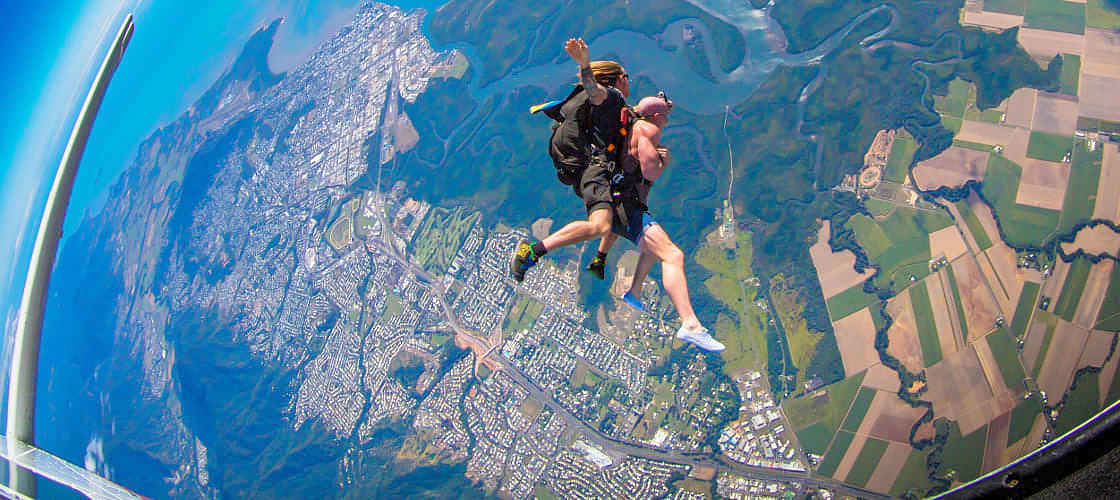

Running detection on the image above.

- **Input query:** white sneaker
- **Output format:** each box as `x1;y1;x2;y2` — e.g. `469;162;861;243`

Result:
676;325;725;352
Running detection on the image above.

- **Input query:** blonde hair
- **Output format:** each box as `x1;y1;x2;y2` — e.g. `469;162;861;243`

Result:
587;60;624;88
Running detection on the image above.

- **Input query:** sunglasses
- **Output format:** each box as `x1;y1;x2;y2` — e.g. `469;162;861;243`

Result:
656;90;674;112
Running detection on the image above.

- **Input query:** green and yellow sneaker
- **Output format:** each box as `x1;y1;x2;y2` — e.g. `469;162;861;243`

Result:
586;256;606;280
510;240;539;282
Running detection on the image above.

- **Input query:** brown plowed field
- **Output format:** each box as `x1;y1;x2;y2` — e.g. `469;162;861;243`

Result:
1080;74;1120;122
1071;259;1115;328
986;243;1024;313
1016;159;1069;211
963;10;1023;29
862;363;901;392
913;147;989;190
833;307;881;377
1032;93;1079;136
1092;143;1120;222
1017;28;1084;60
1037;320;1090;400
886;292;925;373
957;120;1019;149
952;257;1002;341
1003;88;1037;129
926;274;962;356
983;412;1010;474
1078;329;1115;370
926;345;1000;435
1084;28;1120;79
865;391;929;443
930;226;969;261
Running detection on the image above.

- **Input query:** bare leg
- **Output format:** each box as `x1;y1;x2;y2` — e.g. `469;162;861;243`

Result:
597;233;619;254
541;208;612;251
637;224;701;329
628;250;657;298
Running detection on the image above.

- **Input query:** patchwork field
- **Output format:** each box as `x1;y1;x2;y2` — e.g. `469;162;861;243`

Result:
913;146;989;190
928;272;964;356
866;442;911;494
832;308;881;377
983;154;1062;245
926;345;1004;435
1016;158;1070;211
952;257;1002;341
1037;319;1090;399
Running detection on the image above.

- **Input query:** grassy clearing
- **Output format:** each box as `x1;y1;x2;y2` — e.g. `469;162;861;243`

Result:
1055;370;1100;435
988;328;1027;389
911;281;944;366
504;293;544;333
1025;0;1087;34
1054;258;1092;322
786;371;866;437
1007;396;1044;446
936;421;988;482
697;231;768;377
1027;131;1074;162
890;448;934;497
982;154;1061;246
985;0;1027;14
1087;0;1120;29
383;293;405;321
934;79;970;118
840;387;877;433
941;115;963;135
866;198;896;217
817;430;855;478
1060;54;1081;96
1096;263;1120;331
956;200;994;251
847;438;890;487
953;139;995;152
827;285;879;322
771;274;825;387
885;135;918;184
1058;139;1103;235
945;265;970;342
797;422;835;455
1011;281;1041;337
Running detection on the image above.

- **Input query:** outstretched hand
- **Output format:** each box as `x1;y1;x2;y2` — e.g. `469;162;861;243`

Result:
564;38;591;66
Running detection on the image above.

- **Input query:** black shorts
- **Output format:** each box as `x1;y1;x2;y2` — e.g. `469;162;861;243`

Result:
580;160;614;215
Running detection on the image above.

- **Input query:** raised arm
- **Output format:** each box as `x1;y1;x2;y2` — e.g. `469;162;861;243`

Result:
565;38;608;105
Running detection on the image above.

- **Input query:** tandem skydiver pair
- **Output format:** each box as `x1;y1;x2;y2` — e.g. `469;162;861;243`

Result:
511;37;724;353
